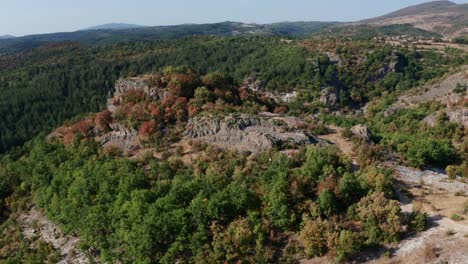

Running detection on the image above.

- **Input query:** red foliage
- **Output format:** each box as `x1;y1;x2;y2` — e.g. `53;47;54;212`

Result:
161;94;176;108
139;120;158;140
129;104;146;121
273;106;288;114
94;110;112;131
72;120;94;137
63;131;76;144
187;104;199;117
164;107;174;122
239;88;251;101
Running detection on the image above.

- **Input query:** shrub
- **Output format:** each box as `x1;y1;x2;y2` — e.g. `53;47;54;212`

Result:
341;127;353;139
446;165;458;180
356;192;402;244
211;218;255;262
299;219;336;257
138;120;158;141
335;230;363;262
450;214;464;221
317;189;339;218
94;110;113;132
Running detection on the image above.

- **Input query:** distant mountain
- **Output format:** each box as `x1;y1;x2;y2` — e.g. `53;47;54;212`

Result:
359;0;467;38
0;21;337;55
0;35;15;39
81;23;147;31
0;1;466;56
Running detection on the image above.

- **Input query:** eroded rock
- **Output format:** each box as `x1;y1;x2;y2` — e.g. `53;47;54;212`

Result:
184;114;327;152
99;123;140;154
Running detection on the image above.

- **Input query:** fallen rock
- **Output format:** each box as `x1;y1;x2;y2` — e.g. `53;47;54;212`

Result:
351;124;373;143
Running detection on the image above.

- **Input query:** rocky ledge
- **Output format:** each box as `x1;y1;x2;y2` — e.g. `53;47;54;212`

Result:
184;114;327;152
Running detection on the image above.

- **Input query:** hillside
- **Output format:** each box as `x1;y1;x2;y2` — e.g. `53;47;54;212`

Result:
359;0;468;38
0;21;336;55
81;23;147;31
0;1;467;263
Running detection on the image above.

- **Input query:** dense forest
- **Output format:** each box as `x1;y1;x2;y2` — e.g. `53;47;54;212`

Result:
1;133;426;263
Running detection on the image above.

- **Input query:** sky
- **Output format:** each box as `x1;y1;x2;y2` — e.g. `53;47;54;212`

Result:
1;0;467;36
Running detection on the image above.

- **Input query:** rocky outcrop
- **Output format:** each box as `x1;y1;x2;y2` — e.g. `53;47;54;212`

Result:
114;76;169;100
243;74;265;92
320;87;339;106
99;123;139;154
446;108;468;127
351;124;373;143
184;114;327;152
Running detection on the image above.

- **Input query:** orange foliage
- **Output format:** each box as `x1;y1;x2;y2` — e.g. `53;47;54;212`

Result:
273;106;288;114
139;120;158;140
94;110;112;131
72;120;94;137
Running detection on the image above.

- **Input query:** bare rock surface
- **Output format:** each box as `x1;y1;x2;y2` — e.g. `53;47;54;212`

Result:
18;207;90;264
184;114;327;152
98;123;140;154
393;165;468;194
385;68;467;114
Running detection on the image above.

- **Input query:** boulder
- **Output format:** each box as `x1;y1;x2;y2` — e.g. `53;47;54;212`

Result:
320;87;339;106
351;124;373;143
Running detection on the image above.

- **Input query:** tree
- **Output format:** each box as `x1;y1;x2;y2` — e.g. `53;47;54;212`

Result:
94;110;113;132
139;120;158;141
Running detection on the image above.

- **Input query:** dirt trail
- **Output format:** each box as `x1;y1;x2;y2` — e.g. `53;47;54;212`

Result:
321;125;468;264
319;125;357;163
18;207;90;264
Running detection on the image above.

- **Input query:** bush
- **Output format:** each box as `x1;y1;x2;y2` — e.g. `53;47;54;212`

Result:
299;219;337;257
450;214;464;221
335;230;363;262
398;137;456;168
356;192;402;244
341;127;353;139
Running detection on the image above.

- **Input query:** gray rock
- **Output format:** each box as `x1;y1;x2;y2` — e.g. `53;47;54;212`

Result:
114;77;163;100
184;114;327;152
100;123;140;154
320;87;339;106
351;124;373;143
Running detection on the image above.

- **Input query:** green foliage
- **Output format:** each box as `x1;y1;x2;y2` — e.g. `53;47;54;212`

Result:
0;140;404;262
335;230;363;262
356;192;402;244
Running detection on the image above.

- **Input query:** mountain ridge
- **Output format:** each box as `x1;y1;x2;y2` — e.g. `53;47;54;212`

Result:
80;23;147;31
358;0;467;38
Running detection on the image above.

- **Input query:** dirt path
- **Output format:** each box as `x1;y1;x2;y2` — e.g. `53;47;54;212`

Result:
319;125;358;163
18;207;90;264
319;125;468;263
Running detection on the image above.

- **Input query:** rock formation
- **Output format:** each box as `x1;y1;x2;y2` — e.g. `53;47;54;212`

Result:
184;114;327;152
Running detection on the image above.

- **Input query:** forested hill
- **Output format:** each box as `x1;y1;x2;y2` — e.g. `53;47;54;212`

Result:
1;36;465;154
0;21;336;55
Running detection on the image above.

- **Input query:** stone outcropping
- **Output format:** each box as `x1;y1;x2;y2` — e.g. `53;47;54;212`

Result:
184;114;327;152
99;123;139;154
320;87;339;106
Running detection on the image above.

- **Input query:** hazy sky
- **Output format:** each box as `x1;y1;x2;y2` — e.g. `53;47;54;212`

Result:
1;0;467;36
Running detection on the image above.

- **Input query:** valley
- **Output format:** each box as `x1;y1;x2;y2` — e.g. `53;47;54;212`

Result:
0;1;467;263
